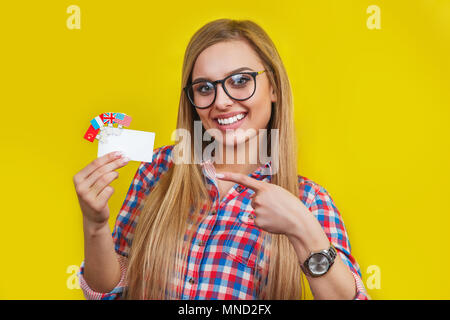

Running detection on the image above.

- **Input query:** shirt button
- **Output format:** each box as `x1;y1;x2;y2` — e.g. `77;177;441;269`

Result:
210;210;216;215
236;185;243;192
198;240;205;246
188;277;195;285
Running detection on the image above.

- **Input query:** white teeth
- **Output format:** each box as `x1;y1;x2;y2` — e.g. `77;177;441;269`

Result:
217;113;246;125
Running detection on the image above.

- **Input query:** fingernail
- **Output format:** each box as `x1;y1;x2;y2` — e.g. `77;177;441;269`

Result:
215;173;224;178
113;151;123;158
122;156;130;163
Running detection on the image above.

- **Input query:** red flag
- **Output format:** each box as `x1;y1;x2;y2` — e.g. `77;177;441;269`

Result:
84;125;100;142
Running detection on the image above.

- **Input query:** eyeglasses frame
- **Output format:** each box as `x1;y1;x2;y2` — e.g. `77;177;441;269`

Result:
183;70;267;109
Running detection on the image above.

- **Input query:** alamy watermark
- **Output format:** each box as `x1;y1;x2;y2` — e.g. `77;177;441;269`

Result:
367;5;381;30
66;264;80;290
366;265;381;290
170;121;280;175
66;5;81;30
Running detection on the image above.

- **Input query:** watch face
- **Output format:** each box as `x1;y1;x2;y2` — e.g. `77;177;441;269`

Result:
308;253;330;275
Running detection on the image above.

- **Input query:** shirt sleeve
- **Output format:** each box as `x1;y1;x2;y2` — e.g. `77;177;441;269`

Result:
77;145;175;300
307;184;370;300
77;253;128;300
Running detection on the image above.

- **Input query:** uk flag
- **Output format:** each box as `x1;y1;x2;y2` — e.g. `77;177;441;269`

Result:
102;113;116;125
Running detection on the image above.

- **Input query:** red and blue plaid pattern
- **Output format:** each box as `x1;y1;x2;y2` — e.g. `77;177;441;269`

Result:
78;144;368;300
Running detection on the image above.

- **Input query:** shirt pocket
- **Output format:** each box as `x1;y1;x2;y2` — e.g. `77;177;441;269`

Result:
223;210;260;268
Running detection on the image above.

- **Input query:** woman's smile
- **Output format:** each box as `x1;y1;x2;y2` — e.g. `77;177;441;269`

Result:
212;111;248;131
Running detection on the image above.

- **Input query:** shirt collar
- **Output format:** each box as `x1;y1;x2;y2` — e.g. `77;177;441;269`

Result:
200;158;272;183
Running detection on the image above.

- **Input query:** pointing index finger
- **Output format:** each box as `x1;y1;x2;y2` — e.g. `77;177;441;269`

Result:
216;172;265;192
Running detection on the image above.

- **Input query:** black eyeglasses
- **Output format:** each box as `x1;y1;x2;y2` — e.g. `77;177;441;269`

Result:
183;70;266;109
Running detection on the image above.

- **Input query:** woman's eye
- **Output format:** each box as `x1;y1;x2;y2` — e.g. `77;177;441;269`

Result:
195;83;213;94
229;74;250;86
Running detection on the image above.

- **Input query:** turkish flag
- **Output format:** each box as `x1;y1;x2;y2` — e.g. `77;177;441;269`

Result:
84;124;100;142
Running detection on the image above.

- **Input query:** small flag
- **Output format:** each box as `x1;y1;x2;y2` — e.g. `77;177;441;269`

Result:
102;112;116;125
113;113;125;122
115;114;132;127
84;125;100;142
98;113;107;130
90;116;104;130
83;112;131;142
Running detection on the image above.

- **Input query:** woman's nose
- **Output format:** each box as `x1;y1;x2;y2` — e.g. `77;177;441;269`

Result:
213;82;234;109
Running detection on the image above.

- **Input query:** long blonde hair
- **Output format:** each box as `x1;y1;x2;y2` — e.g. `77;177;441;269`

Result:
124;18;303;299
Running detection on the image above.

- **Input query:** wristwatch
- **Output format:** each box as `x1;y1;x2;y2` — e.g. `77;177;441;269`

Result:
301;244;337;277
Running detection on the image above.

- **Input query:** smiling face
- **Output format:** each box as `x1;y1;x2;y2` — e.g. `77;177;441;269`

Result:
191;40;276;147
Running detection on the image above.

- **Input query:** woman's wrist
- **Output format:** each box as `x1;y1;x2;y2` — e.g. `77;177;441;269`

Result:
286;209;330;263
83;217;111;238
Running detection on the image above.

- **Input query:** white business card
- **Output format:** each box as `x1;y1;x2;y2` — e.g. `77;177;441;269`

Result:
97;128;155;163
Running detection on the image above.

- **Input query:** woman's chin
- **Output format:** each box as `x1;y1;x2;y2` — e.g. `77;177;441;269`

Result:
216;134;252;147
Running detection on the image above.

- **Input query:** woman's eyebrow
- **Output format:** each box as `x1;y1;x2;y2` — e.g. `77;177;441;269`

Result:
192;67;254;83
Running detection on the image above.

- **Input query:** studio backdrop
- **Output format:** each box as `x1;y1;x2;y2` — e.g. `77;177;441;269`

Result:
0;0;449;299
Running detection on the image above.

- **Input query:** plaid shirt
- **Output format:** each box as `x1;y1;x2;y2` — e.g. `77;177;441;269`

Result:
78;144;368;300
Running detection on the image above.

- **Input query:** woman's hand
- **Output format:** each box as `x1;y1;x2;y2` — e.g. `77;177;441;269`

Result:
73;151;130;233
217;171;331;260
216;172;309;237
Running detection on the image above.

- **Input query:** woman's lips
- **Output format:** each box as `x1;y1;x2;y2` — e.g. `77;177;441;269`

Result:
213;112;248;131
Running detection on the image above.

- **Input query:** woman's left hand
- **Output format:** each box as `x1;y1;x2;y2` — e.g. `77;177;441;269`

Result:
216;172;309;237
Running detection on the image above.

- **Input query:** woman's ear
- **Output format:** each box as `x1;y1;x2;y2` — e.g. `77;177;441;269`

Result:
270;86;277;103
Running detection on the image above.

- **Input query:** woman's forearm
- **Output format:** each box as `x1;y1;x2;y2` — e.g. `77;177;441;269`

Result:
287;212;357;300
82;219;122;293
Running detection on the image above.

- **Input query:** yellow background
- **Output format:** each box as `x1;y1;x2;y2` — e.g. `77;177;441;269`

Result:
0;0;449;299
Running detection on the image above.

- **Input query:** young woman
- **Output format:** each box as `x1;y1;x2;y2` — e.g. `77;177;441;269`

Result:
73;19;368;300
